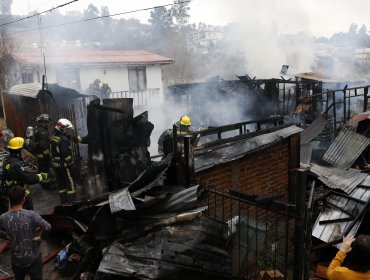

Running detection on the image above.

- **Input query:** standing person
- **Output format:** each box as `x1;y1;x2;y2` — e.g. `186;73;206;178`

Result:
0;128;14;150
0;137;48;214
157;115;193;156
0;185;51;280
26;114;52;179
100;82;112;96
327;235;370;279
50;118;77;204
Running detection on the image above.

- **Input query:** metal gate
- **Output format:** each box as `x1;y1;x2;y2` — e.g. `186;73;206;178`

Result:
205;183;307;280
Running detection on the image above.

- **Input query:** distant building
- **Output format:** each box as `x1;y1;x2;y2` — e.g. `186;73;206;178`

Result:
187;25;224;54
355;48;370;61
10;49;174;94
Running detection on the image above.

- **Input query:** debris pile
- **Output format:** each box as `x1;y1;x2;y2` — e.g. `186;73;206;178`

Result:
44;155;231;279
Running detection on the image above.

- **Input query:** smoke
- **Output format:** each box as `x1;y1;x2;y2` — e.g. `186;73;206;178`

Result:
213;0;316;79
140;81;258;155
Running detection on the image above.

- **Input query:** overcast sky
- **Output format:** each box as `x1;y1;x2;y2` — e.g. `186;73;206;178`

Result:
10;0;370;37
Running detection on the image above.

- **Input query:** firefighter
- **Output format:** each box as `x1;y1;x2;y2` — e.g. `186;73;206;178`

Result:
50;118;77;204
100;82;112;95
0;128;14;150
26;114;52;179
157;115;193;156
0;137;48;214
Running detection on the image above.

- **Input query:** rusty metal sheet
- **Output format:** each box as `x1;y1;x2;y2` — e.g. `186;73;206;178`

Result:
195;125;303;172
346;111;370;128
300;115;328;144
294;72;339;82
309;163;367;194
322;127;370;169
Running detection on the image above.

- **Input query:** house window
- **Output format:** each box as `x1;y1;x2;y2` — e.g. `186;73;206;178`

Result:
56;68;81;90
128;66;147;91
21;72;34;84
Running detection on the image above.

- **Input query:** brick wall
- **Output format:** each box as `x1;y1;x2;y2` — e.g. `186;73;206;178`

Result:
196;136;298;199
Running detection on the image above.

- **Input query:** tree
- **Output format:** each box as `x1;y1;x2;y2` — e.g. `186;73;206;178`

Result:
80;4;101;42
348;23;358;35
170;0;190;28
0;0;12;16
100;6;112;42
358;24;370;47
148;6;173;52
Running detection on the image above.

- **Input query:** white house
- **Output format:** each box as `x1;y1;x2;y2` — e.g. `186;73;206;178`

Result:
11;49;174;95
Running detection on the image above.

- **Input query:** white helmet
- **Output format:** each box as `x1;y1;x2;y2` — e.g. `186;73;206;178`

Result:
55;118;74;132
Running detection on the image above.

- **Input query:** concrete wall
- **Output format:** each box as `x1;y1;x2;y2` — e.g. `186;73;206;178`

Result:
78;65;129;92
18;63;164;93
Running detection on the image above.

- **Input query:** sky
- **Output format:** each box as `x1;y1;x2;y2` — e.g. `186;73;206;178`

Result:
10;0;370;37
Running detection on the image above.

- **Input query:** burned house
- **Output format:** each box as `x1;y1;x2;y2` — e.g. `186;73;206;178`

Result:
1;66;369;279
2;82;94;137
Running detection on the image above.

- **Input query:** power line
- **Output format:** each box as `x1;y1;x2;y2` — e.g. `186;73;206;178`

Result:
6;0;191;34
0;0;79;28
0;0;61;23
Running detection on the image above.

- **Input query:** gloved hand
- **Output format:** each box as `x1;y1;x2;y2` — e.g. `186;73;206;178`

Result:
37;172;49;183
72;135;82;143
24;138;30;148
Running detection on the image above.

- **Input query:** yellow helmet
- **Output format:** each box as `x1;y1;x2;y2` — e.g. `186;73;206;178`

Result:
8;137;24;150
180;115;191;126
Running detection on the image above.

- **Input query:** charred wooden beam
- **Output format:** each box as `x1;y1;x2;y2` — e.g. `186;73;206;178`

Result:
332;191;366;204
319;217;353;225
183;135;195;188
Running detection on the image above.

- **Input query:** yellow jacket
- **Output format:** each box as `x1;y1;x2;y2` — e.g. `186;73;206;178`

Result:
327;250;370;279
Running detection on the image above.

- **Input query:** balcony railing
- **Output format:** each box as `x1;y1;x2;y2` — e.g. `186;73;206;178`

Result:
106;88;160;108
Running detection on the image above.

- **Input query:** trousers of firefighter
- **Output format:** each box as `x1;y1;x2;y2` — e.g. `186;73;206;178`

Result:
25;124;55;188
24;117;83;205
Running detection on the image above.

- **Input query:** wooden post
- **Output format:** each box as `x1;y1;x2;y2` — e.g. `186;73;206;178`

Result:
183;135;194;188
343;90;346;124
0;89;6;125
364;87;368;112
332;91;337;138
291;169;307;280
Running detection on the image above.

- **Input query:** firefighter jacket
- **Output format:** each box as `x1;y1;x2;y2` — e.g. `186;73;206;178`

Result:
28;125;50;160
51;129;74;168
175;123;193;154
1;153;40;196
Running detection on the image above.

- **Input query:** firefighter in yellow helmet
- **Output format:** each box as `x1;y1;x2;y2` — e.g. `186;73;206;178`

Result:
0;137;48;214
158;115;193;156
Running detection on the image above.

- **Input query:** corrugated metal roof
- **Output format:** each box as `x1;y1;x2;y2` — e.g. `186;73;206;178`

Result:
322;127;370;169
309;163;367;194
195;125;303;172
8;83;42;97
14;49;174;65
300;115;328;144
312;184;370;243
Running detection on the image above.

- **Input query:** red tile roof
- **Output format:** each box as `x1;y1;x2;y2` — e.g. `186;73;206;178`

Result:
14;49;174;65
